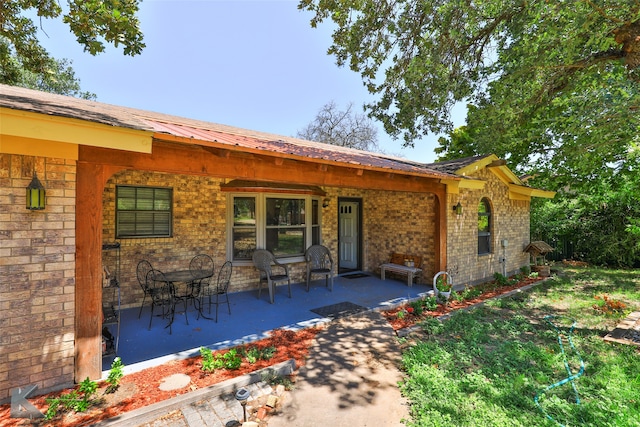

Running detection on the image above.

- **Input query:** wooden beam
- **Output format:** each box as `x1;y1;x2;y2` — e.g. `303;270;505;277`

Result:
79;142;446;194
75;161;125;381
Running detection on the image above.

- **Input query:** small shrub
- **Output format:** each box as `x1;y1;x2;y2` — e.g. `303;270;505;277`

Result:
105;357;124;394
241;345;277;363
409;300;424;315
45;377;98;420
421;296;438;311
200;346;215;372
520;265;531;276
460;286;482;300
493;272;509;286
200;347;243;372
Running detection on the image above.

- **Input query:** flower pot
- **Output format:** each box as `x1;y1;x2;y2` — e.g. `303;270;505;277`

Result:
533;265;550;277
438;291;451;300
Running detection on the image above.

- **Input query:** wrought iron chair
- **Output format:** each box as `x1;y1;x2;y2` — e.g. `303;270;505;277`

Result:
305;245;334;292
136;260;154;318
251;249;292;304
199;261;233;322
145;269;178;334
188;254;214;311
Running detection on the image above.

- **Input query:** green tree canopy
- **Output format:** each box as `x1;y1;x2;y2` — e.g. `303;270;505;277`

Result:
299;0;640;185
16;57;96;99
1;0;145;86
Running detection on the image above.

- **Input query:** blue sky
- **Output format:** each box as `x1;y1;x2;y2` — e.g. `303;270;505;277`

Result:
36;0;465;163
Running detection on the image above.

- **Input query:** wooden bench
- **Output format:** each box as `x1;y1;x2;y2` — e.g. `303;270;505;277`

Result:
380;253;423;287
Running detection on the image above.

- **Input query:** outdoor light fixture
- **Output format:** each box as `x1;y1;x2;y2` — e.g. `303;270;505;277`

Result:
452;202;463;216
322;198;330;208
235;387;251;423
26;172;46;210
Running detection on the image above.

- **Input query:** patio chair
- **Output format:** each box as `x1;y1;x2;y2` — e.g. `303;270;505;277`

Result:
199;261;233;322
251;249;292;304
305;245;334;292
136;260;154;318
188;254;214;308
145;269;179;334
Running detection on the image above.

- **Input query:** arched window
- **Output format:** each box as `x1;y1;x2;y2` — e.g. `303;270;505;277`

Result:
478;198;491;254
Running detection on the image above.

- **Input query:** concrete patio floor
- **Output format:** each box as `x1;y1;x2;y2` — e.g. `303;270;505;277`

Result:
101;272;433;377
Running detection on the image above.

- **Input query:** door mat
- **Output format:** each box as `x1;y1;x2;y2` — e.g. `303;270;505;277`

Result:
311;301;368;319
342;273;369;279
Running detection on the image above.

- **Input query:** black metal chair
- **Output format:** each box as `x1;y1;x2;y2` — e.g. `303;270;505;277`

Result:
251;249;292;304
145;269;177;334
136;260;154;318
188;254;214;311
305;245;334;292
199;261;233;322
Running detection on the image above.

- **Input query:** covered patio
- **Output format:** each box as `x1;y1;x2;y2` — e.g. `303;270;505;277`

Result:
102;274;432;376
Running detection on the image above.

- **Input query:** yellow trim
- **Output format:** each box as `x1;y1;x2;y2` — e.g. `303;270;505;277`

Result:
456;154;499;176
0;135;79;159
493;165;523;185
0;108;153;153
441;178;487;194
509;184;556;199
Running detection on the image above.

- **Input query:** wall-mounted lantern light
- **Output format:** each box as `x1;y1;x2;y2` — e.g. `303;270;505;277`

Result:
26;172;46;210
322;198;330;208
452;202;463;216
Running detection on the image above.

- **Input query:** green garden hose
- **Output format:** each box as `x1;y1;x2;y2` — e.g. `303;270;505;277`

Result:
534;315;585;427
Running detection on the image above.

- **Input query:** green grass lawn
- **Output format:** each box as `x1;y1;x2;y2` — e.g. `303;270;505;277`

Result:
400;267;640;427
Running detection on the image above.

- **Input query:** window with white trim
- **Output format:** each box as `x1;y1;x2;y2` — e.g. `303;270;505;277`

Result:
230;194;321;261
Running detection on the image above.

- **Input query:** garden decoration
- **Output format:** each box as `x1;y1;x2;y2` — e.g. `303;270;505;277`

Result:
433;271;453;300
524;241;555;277
534;315;584;427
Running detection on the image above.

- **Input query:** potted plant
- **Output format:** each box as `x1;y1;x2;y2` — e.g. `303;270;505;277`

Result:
434;272;453;300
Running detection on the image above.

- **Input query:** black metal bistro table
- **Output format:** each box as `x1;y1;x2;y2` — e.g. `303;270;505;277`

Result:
154;268;214;329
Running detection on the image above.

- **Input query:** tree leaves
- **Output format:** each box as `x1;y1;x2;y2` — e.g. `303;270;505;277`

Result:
0;0;145;86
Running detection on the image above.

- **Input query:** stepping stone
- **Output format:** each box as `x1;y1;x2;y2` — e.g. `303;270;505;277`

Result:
158;373;191;391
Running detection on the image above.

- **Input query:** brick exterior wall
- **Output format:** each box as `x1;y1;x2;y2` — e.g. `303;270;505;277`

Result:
322;188;437;281
447;168;531;286
102;171;440;311
0;154;76;402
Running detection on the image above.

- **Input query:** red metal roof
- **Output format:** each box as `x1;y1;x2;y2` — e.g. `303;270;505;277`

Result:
143;118;454;179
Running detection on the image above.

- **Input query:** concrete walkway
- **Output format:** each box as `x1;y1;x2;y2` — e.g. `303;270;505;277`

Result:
266;311;409;427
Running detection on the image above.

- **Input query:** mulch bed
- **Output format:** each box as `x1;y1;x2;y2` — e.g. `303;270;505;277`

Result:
0;328;320;427
382;276;544;331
